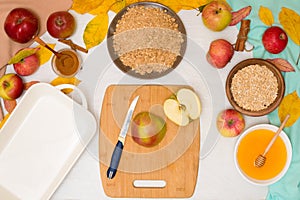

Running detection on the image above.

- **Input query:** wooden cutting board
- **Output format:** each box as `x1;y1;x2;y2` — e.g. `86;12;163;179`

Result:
99;85;200;198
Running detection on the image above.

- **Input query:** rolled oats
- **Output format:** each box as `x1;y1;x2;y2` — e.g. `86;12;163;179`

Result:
112;5;184;75
230;64;278;111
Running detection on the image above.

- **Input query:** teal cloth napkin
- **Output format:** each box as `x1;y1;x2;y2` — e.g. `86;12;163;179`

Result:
226;0;300;199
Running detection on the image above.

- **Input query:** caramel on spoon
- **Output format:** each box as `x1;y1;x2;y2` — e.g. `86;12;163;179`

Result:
33;36;73;67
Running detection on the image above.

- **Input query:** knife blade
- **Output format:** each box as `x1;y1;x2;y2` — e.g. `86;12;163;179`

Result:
107;95;139;179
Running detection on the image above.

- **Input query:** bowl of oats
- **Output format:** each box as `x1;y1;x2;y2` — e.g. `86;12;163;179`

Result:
226;58;285;116
107;2;187;79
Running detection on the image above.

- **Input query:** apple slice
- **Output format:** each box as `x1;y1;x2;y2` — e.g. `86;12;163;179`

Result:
177;88;201;120
163;88;201;126
163;99;190;126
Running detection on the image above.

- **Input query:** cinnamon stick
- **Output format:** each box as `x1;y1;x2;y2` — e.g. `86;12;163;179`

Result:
58;39;88;53
235;19;251;51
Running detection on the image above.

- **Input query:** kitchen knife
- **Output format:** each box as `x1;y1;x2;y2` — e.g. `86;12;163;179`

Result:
107;95;139;179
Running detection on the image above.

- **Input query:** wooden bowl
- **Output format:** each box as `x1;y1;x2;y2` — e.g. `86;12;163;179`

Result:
107;2;187;79
226;58;285;116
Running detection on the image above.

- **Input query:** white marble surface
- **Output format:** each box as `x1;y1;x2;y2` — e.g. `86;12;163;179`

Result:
7;9;270;200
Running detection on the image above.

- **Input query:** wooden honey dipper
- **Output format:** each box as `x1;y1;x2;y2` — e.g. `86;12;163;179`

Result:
254;114;290;168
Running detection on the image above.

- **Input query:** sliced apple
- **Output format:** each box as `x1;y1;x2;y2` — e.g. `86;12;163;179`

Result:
163;88;201;126
177;88;201;120
163;99;190;126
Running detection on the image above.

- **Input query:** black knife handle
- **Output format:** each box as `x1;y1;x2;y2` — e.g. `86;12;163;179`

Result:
107;140;124;179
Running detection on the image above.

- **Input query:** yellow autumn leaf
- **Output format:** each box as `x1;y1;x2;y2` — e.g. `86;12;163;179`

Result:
83;13;109;49
156;0;182;12
72;0;104;14
89;0;127;15
50;77;81;94
278;91;300;127
89;1;117;15
172;0;210;11
36;44;56;66
279;7;300;46
110;0;126;13
111;0;127;13
0;114;10;129
258;6;274;26
125;0;140;6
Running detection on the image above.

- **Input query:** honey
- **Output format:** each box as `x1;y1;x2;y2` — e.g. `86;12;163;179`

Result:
52;49;80;78
236;129;287;180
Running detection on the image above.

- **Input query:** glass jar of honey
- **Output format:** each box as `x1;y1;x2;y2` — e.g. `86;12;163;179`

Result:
51;49;81;78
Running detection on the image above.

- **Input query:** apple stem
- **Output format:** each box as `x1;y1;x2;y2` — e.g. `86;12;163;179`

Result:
196;5;207;15
55;18;64;26
17;18;24;25
296;52;300;65
228;119;234;126
3;81;10;89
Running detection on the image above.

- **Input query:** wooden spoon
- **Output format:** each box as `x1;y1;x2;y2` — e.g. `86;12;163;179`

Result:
33;36;62;57
254;114;290;168
33;36;74;68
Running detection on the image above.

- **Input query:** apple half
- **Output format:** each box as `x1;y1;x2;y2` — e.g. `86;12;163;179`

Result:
163;88;201;126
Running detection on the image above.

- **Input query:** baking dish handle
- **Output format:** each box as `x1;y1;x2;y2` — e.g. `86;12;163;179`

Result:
55;84;88;109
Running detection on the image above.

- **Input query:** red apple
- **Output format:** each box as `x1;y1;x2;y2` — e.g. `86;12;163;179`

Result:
0;73;24;100
202;0;232;31
131;112;166;147
207;39;234;68
13;48;40;76
262;26;288;54
47;11;76;39
216;109;245;137
4;8;39;43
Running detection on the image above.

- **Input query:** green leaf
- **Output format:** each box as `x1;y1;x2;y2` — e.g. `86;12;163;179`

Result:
8;48;39;64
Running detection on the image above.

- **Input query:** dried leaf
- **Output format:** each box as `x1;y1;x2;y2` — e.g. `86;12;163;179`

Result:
83;13;109;49
36;44;56;65
258;6;274;26
184;0;210;9
72;0;104;14
0;114;10;129
169;0;209;11
24;81;40;90
278;91;300;127
266;58;295;72
111;0;126;13
230;6;252;26
90;0;126;15
50;77;81;94
8;48;39;64
4;99;17;114
279;7;300;46
125;0;141;6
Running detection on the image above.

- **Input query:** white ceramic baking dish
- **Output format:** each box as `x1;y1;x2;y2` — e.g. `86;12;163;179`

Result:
0;83;97;200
